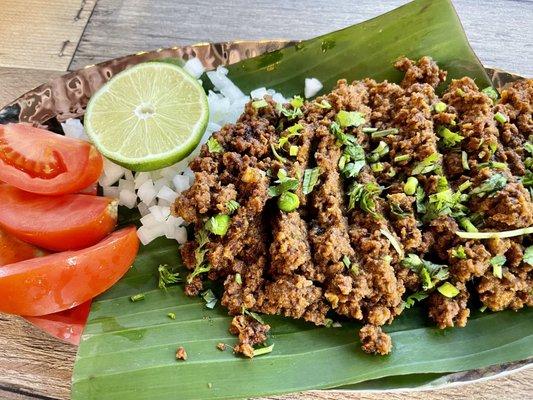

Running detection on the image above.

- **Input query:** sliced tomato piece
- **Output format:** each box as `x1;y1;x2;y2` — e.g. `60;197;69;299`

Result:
25;301;92;345
0;229;90;344
0;226;139;316
0;227;46;265
0;184;118;251
0;123;103;195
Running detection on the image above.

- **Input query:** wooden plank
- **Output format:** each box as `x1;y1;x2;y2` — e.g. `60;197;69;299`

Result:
0;0;96;71
70;0;533;76
0;67;62;108
0;314;76;400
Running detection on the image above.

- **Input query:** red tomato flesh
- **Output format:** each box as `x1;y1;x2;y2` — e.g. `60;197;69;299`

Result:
0;123;103;195
25;301;92;345
0;228;89;344
0;227;46;265
0;226;139;316
0;184;117;251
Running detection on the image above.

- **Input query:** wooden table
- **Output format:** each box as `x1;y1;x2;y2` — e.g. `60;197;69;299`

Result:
0;1;532;399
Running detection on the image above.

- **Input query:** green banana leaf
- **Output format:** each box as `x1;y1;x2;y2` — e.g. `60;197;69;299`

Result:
72;0;530;398
72;238;532;400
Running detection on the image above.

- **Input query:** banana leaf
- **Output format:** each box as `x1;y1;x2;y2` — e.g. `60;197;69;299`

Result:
72;0;531;398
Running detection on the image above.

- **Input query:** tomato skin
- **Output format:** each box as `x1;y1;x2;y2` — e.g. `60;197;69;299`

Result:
0;226;139;316
0;228;89;344
25;301;92;345
0;184;117;251
0;123;103;195
0;227;46;265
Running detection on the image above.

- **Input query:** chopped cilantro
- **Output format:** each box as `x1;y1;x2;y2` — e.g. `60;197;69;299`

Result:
347;182;382;218
158;264;181;290
437;282;460;298
205;214;231;236
470;174;507;198
268;169;299;197
253;343;274;357
243;309;266;324
130;293;145;302
403;291;428;309
412;153;441;175
336;110;365;128
207;137;223;153
316;99;331;109
367;141;389;162
437;127;464;148
235;273;242;285
226;200;240;214
523;246;533;265
481;86;499;102
187;228;211;283
490;255;506;279
394;154;411;163
270;143;287;163
451;245;467;259
494;112;507;124
371;128;399;139
342;255;351;268
390;202;410;218
402;254;449;290
252;99;268;109
433;102;447;113
302;167;321;195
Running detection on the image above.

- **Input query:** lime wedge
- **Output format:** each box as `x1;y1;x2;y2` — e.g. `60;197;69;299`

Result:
84;62;208;171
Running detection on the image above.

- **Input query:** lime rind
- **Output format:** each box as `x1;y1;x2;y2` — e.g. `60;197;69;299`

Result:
84;62;209;171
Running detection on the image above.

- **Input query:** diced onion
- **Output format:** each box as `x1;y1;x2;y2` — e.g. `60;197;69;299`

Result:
183;57;205;78
304;77;323;98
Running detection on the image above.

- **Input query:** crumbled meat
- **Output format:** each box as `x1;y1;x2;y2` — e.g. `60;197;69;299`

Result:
359;324;392;355
173;57;533;357
427;282;470;329
229;315;270;358
176;347;188;361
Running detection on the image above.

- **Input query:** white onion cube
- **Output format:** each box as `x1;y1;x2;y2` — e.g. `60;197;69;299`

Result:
304;77;323;98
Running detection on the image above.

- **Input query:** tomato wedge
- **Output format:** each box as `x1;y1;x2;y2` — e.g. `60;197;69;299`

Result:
0;123;103;195
0;226;139;316
0;227;46;265
0;184;118;251
0;228;89;344
25;301;92;345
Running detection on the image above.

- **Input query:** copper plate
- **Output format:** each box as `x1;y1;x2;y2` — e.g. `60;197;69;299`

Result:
0;40;529;392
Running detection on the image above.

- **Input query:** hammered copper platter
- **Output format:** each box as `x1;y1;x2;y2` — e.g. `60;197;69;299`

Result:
0;40;529;392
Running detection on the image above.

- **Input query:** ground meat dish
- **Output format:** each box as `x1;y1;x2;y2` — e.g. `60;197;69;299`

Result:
174;56;533;356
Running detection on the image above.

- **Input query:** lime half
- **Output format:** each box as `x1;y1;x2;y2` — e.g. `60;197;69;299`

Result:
84;62;208;171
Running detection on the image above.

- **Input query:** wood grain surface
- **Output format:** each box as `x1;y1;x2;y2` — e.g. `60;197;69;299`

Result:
0;0;96;71
0;1;532;399
70;0;533;75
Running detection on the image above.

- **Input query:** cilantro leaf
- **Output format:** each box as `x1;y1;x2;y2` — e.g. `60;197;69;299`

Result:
207;137;223;153
470;174;507;198
437;127;464;148
158;264;181;290
336;110;365;128
302;167;321;195
412;153;441;175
